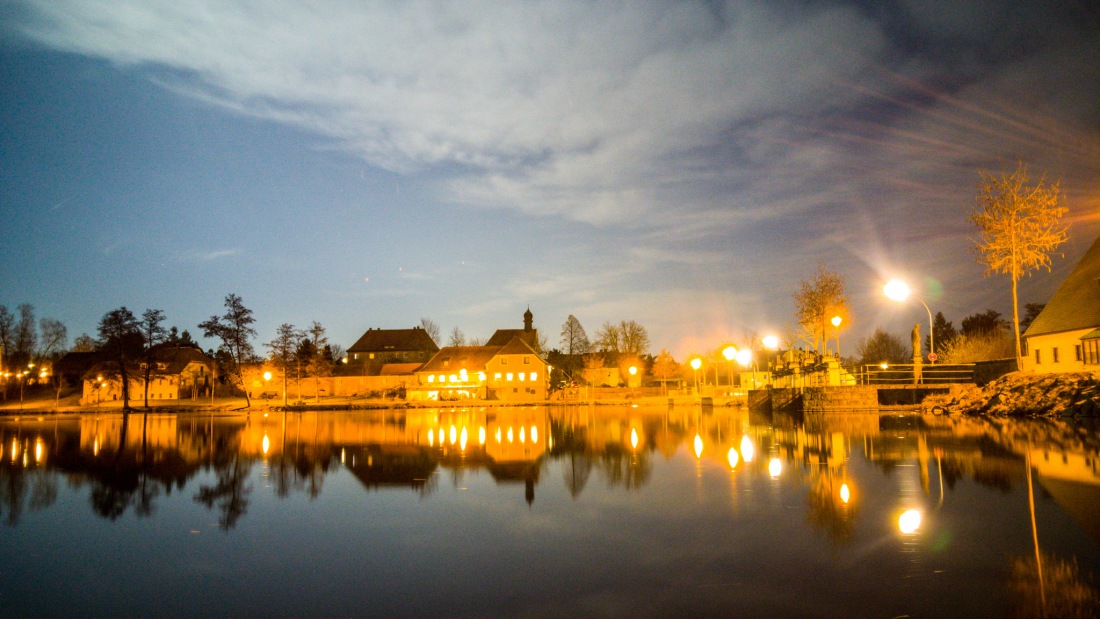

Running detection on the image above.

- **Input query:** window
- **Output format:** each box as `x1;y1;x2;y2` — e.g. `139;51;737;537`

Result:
1076;344;1082;362
1084;340;1100;365
501;358;508;365
1035;349;1042;365
519;373;525;381
1052;347;1059;363
494;373;502;380
506;373;514;381
524;356;530;365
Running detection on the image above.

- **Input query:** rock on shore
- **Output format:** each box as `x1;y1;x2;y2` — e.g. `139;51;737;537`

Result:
923;371;1099;418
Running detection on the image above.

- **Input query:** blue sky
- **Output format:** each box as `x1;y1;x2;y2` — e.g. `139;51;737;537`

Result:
2;1;1098;358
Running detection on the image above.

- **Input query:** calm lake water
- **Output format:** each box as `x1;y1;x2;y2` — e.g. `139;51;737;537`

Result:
2;405;1098;618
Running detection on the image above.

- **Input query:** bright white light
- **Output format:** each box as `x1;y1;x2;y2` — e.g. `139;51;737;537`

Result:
530;426;538;444
898;509;922;534
884;279;911;302
769;457;782;478
840;483;850;504
762;335;779;350
727;447;739;469
630;428;639;450
693;434;703;458
735;349;752;367
690;358;702;370
740;435;755;462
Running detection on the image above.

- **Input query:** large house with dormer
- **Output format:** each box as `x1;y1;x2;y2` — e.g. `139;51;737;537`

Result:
1022;234;1100;372
81;343;215;405
410;310;549;401
346;326;439;368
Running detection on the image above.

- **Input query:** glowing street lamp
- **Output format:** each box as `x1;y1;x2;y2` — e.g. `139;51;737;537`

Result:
722;346;737;392
761;335;779;351
884;279;936;363
735;348;754;388
831;315;842;358
628;365;637;390
690;357;702;396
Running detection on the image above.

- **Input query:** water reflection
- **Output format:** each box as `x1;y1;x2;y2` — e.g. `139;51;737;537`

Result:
2;406;1098;616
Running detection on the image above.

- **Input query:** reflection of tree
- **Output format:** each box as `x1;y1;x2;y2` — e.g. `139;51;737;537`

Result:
194;456;252;530
599;444;651;490
0;466;56;525
1010;552;1098;619
805;474;856;546
561;451;592;498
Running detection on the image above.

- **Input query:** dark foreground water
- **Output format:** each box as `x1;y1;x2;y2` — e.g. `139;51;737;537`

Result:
2;405;1098;618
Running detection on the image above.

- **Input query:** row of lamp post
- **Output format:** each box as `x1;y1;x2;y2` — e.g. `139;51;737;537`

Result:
684;276;934;396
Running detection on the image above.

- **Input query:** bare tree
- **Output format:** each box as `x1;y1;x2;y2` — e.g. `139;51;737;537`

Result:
650;349;679;394
970;163;1068;364
594;320;650;355
199;294;258;408
138;309;168;409
793;265;850;355
419;317;441;345
72;333;97;352
14;304;36;366
38;318;68;360
97;307;142;410
266;323;303;406
304;322;332;401
447;326;466;347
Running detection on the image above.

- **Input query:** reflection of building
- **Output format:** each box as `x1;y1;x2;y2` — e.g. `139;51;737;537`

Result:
1022;234;1100;372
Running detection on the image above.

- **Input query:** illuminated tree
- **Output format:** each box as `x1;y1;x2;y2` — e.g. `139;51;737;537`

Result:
970;163;1068;363
199;294;258;407
595;320;650;355
266;323;303;407
304;321;332;401
793;265;850;355
559;315;590;379
650;349;679;394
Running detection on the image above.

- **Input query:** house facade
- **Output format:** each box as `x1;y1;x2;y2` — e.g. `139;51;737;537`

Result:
346;327;439;366
410;309;549;402
81;345;215;405
1021;234;1100;373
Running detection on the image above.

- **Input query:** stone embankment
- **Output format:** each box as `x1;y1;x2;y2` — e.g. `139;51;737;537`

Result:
922;372;1099;418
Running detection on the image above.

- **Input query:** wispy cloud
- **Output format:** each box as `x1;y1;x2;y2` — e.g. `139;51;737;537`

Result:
178;248;241;262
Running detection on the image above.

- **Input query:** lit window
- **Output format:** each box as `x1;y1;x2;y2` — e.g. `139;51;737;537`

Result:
530;372;537;381
519;373;526;381
506;373;514;381
494;373;502;380
449;374;458;383
438;374;446;383
427;375;434;383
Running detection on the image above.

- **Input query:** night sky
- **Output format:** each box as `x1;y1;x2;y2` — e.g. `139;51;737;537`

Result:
2;1;1098;358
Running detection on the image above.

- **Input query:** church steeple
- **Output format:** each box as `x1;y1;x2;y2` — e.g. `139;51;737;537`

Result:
523;306;533;332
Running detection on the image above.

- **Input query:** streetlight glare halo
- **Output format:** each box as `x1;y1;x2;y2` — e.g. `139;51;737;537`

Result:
883;279;911;302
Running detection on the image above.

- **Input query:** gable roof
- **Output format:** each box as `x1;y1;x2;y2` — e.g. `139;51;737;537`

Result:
496;336;542;358
418;346;502;374
1023;235;1100;338
348;327;439;354
486;328;537;348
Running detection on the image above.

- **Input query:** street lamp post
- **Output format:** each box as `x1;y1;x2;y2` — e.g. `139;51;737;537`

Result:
831;315;842;358
884;279;936;363
722;346;736;394
690;358;702;398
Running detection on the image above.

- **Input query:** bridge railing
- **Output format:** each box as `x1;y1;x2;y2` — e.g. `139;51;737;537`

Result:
856;363;975;385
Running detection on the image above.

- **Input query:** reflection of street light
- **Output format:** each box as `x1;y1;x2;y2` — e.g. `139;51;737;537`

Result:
831;315;842;358
690;358;702;396
884;279;935;363
898;509;922;534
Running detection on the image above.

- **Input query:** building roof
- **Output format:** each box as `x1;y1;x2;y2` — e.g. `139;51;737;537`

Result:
486;328;537;348
418;346;502;374
496;336;542;358
1023;235;1100;338
348;327;439;354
